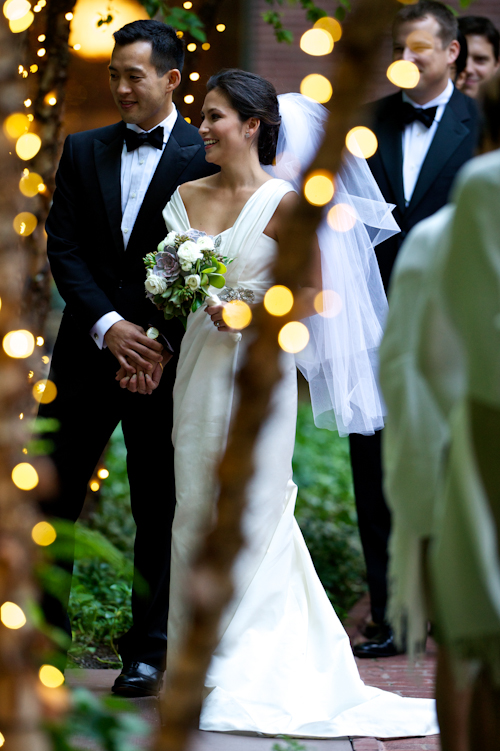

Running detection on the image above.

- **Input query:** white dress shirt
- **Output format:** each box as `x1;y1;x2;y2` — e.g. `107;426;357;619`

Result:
90;105;178;348
402;79;454;206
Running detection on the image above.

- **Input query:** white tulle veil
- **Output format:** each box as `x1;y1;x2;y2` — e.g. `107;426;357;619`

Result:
263;93;399;436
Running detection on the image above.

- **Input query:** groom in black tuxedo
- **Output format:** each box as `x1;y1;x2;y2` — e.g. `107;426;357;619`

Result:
41;20;216;694
351;1;478;658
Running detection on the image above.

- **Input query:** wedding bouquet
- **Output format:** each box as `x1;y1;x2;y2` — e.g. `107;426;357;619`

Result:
143;230;230;325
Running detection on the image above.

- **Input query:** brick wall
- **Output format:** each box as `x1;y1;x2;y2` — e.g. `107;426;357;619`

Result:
247;0;500;104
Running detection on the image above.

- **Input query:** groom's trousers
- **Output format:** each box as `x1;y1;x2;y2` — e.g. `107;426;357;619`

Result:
39;311;178;671
348;430;391;625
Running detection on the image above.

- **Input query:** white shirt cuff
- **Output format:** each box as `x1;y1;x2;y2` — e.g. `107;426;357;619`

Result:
90;311;124;349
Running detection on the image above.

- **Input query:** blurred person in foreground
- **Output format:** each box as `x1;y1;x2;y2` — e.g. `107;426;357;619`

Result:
380;73;500;751
352;0;478;658
457;16;499;98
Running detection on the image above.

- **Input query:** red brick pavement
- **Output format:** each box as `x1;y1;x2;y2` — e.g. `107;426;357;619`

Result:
347;595;440;751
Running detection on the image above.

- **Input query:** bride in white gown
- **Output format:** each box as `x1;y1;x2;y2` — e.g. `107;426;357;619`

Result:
162;69;438;739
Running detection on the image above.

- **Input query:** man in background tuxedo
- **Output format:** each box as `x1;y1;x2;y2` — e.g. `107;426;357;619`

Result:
458;15;500;99
41;20;216;694
351;0;478;658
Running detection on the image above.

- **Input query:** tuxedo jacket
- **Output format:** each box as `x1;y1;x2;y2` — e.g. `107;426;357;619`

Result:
364;87;479;291
46;114;216;354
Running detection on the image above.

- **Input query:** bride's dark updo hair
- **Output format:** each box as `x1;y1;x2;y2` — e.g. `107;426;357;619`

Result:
206;69;281;165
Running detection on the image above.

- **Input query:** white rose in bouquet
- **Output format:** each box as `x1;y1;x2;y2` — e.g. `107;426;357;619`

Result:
196;235;215;252
145;274;168;295
185;274;201;291
178;240;203;271
157;230;178;252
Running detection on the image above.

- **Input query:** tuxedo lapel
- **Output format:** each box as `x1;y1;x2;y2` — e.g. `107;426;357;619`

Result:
376;94;405;212
94;123;125;255
407;89;471;219
129;115;203;249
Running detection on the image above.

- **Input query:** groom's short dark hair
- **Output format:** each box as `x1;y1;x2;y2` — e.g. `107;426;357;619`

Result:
394;1;458;48
113;20;185;75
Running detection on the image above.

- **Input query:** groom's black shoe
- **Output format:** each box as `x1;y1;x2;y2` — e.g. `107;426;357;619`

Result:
352;625;403;659
112;661;164;697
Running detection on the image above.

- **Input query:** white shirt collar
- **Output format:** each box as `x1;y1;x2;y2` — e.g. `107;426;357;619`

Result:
125;104;177;143
403;78;454;110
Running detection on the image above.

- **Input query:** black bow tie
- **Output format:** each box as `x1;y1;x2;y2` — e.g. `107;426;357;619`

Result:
124;126;164;152
400;102;438;129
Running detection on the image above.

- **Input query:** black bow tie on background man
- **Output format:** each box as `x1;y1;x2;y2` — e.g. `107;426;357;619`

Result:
124;125;164;152
400;102;438;129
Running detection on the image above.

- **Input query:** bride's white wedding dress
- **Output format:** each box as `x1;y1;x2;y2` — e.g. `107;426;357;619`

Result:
163;179;438;738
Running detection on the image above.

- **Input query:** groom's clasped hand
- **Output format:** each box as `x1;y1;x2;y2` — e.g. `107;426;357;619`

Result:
108;319;168;395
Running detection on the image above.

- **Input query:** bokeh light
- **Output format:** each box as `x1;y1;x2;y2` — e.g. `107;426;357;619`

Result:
184;117;191;124
3;0;31;20
0;731;4;746
0;601;26;629
187;42;197;52
37;48;46;57
216;23;225;32
387;60;420;89
184;94;194;104
327;204;357;232
222;300;252;330
97;468;109;479
13;212;38;236
12;463;39;491
39;665;65;689
189;71;200;81
16;132;42;160
90;480;100;492
345;126;378;159
65;11;73;19
3;330;35;358
3;112;30;139
32;379;57;404
44;93;57;106
300;74;332;104
202;42;210;50
406;29;434;54
304;170;335;206
183;1;192;7
300;28;334;56
314;16;342;42
264;285;294;316
9;9;33;31
278;322;310;353
36;336;44;346
32;521;57;546
19;171;44;197
69;0;149;60
314;290;343;318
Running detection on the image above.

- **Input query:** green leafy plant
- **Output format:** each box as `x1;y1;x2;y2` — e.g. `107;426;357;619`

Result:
272;737;307;751
139;1;207;40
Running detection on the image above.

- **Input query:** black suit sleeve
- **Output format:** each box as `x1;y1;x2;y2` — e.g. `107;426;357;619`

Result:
45;135;116;328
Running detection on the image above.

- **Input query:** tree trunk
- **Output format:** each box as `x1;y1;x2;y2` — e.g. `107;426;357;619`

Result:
153;1;398;750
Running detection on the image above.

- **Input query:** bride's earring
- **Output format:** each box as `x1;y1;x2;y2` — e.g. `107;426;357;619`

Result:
245;132;250;139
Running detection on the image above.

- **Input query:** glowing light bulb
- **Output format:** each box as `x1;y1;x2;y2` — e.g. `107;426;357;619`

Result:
189;72;200;81
327;204;357;232
90;480;100;492
16;132;41;160
187;43;196;52
184;117;191;123
222;300;252;330
13;212;38;236
44;93;57;106
314;290;343;318
386;60;420;89
32;521;57;546
345;126;378;159
24;99;32;107
3;0;31;21
65;11;72;19
3;112;30;139
184;94;194;104
176;31;183;38
300;74;332;103
3;330;35;358
37;33;45;41
202;42;210;50
19;172;44;197
30;64;38;72
264;285;294;317
216;23;225;32
0;601;26;629
300;28;334;56
303;170;335;206
183;0;192;7
39;665;64;688
278;322;310;353
32;379;57;404
97;468;109;479
73;43;81;50
37;48;46;57
36;336;44;346
314;16;342;42
12;463;39;491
